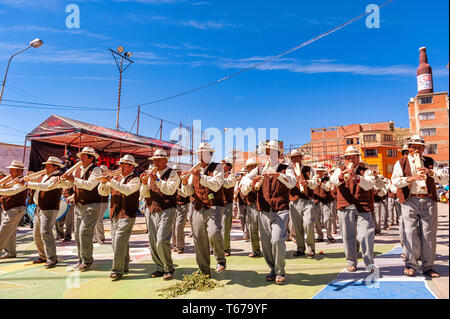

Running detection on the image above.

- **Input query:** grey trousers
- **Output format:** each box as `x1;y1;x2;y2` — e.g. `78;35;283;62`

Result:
146;207;176;273
192;206;226;276
314;202;333;239
258;209;289;276
221;203;233;252
401;196;438;272
0;206;25;256
237;203;249;238
374;200;388;232
338;209;375;268
172;204;189;251
74;203;101;265
388;197;400;225
290;198;315;253
93;202;108;242
33;208;58;262
110;217;135;275
55;205;74;240
246;203;261;254
331;199;338;233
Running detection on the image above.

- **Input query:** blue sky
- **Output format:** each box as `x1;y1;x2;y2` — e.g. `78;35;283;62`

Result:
0;0;448;157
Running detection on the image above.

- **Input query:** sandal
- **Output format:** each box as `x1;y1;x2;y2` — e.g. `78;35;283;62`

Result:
275;275;286;284
293;251;305;257
423;269;440;278
347;266;357;272
248;252;262;258
403;267;415;276
266;274;275;282
151;270;165;278
32;258;47;264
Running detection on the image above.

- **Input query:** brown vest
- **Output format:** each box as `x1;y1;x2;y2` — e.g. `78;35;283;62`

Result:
74;165;102;205
290;165;314;202
110;173;140;218
313;178;333;204
191;162;225;211
145;168;177;213
37;172;63;211
396;156;437;203
222;172;235;205
256;163;290;212
176;192;190;206
336;165;374;213
2;176;28;211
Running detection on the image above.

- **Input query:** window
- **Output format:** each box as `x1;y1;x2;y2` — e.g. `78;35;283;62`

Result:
389;122;394;131
418;96;433;104
420;128;436;136
364;149;378;157
346;139;353;145
363;134;377;142
383;134;393;142
356;138;360;144
387;149;397;157
424;144;438;155
419;112;435;120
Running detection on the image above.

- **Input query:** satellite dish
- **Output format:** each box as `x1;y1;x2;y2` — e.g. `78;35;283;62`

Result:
117;46;124;53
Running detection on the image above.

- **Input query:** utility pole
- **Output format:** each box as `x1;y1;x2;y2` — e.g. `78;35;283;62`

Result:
109;46;134;131
160;119;163;140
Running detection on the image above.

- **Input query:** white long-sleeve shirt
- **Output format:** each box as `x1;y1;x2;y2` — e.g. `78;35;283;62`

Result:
391;154;449;195
240;161;297;196
27;170;62;205
223;172;236;189
98;173;141;197
140;167;180;198
0;179;27;197
330;166;375;192
59;163;102;191
182;162;224;197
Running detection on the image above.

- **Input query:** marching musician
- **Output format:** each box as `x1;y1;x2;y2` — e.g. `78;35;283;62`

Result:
391;135;448;278
373;174;389;235
241;140;297;284
330;146;376;273
171;165;190;254
221;157;236;257
235;171;250;244
313;164;335;243
0;161;28;260
98;155;141;281
242;159;262;258
140;150;180;280
0;169;6;225
21;156;65;268
93;165;109;245
288;148;319;257
181;142;226;277
56;146;103;272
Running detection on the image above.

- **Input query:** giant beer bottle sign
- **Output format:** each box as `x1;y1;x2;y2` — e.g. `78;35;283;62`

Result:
417;73;433;91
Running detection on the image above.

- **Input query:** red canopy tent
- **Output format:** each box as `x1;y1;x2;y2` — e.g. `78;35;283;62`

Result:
24;115;190;172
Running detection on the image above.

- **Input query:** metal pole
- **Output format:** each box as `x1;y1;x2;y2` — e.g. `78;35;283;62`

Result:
22;138;27;163
160;119;163;140
0;46;31;104
136;105;140;135
116;56;124;130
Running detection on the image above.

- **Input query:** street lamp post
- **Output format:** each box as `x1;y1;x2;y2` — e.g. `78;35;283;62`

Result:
0;38;43;104
109;46;134;131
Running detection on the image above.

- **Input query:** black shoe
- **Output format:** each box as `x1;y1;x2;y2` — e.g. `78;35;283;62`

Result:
151;270;165;278
293;251;305;257
315;238;324;243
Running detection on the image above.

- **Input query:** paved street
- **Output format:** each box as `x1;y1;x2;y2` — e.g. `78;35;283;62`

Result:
0;204;447;299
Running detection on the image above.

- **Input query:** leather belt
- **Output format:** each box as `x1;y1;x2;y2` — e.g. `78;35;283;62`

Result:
410;194;431;198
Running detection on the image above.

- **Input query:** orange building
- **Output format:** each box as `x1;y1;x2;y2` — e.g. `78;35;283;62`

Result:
309;121;403;178
408;92;449;164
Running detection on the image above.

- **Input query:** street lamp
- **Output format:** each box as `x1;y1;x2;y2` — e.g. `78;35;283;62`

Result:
0;38;43;104
109;46;134;131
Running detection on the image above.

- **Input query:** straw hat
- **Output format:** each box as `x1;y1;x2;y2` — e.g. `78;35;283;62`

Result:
194;142;215;153
42;156;65;168
173;164;182;171
222;157;233;165
265;140;283;153
100;165;109;172
6;160;25;170
77;146;99;159
289;148;303;158
408;135;426;146
0;169;6;176
149;149;169;160
315;164;327;171
343;146;360;157
398;144;409;152
245;158;259;167
117;154;139;167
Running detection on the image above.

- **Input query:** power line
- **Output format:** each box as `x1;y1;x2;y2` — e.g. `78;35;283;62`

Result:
122;0;395;109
